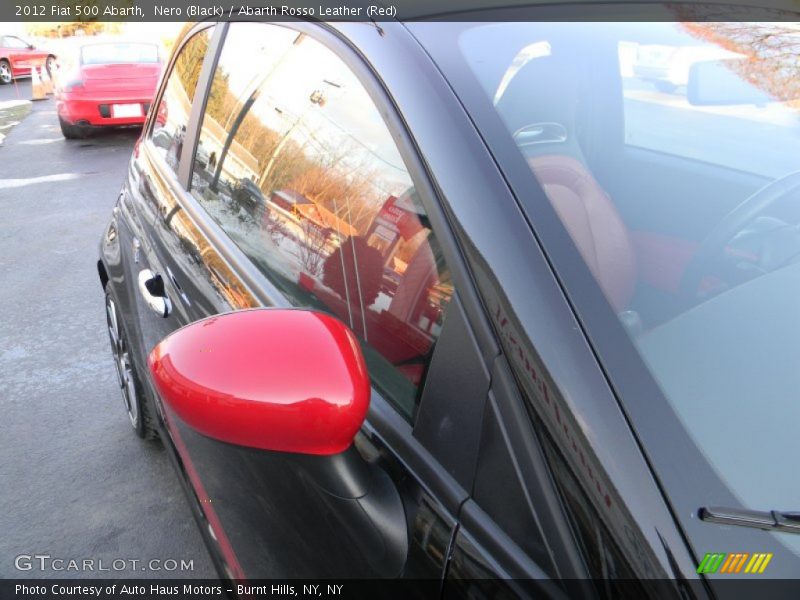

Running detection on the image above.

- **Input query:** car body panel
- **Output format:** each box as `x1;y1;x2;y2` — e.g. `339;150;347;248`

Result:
57;55;161;127
0;35;52;78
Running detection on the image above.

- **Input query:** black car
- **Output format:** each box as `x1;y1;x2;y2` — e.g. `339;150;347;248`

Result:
98;9;800;597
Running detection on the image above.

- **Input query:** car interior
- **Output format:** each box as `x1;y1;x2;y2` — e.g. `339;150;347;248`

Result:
487;23;800;333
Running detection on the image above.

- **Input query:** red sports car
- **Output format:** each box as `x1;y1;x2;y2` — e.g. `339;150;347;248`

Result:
0;34;56;84
55;42;162;139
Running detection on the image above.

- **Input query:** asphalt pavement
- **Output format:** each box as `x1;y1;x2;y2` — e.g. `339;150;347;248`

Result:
0;79;216;579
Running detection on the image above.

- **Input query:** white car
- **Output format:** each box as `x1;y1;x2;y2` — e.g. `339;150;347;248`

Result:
632;44;740;93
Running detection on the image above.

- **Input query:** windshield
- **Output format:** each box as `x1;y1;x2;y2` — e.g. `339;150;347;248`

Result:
423;18;800;556
80;43;160;65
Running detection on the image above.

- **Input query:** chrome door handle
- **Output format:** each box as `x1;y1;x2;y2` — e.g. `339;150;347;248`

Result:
137;269;171;318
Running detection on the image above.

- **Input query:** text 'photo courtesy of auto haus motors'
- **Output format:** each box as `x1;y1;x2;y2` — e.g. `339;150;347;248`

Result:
3;7;787;599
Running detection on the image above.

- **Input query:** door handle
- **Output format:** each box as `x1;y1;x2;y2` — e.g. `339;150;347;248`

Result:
137;269;171;318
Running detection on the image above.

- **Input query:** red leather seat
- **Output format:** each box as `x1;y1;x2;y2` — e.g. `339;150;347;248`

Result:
529;154;637;311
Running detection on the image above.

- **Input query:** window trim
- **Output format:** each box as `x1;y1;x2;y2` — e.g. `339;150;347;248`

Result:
267;20;497;361
177;23;228;188
142;21;222;189
166;21;494;386
145;19;496;368
185;20;467;424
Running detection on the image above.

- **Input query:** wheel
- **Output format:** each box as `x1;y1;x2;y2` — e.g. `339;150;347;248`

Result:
0;60;12;85
59;116;84;140
45;55;56;78
105;284;158;440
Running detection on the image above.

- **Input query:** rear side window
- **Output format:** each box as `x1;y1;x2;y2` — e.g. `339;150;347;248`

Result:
3;36;28;49
149;26;213;174
81;43;160;65
189;23;454;422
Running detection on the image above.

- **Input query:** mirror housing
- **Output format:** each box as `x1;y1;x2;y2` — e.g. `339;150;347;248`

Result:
687;58;772;106
148;309;370;455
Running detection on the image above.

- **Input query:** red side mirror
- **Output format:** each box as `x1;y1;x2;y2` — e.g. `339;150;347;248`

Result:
147;309;370;455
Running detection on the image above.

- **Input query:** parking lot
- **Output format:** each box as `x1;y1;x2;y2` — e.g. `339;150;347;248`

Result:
0;79;215;579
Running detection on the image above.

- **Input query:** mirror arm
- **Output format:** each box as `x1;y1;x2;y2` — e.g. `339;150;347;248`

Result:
294;446;409;577
294;445;373;499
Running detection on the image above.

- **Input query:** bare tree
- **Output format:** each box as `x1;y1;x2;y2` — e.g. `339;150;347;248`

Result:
295;219;331;277
681;22;800;106
263;212;290;247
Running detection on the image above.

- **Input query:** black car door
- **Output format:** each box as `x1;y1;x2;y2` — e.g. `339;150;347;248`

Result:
125;21;491;586
122;23;262;578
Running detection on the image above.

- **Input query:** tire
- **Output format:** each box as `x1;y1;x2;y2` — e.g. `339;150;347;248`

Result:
105;284;159;440
0;60;12;85
45;55;56;78
59;116;84;140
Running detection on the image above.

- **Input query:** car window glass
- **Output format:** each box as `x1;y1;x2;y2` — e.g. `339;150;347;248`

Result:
81;43;160;65
149;26;213;175
5;37;28;49
190;23;454;422
617;37;800;177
